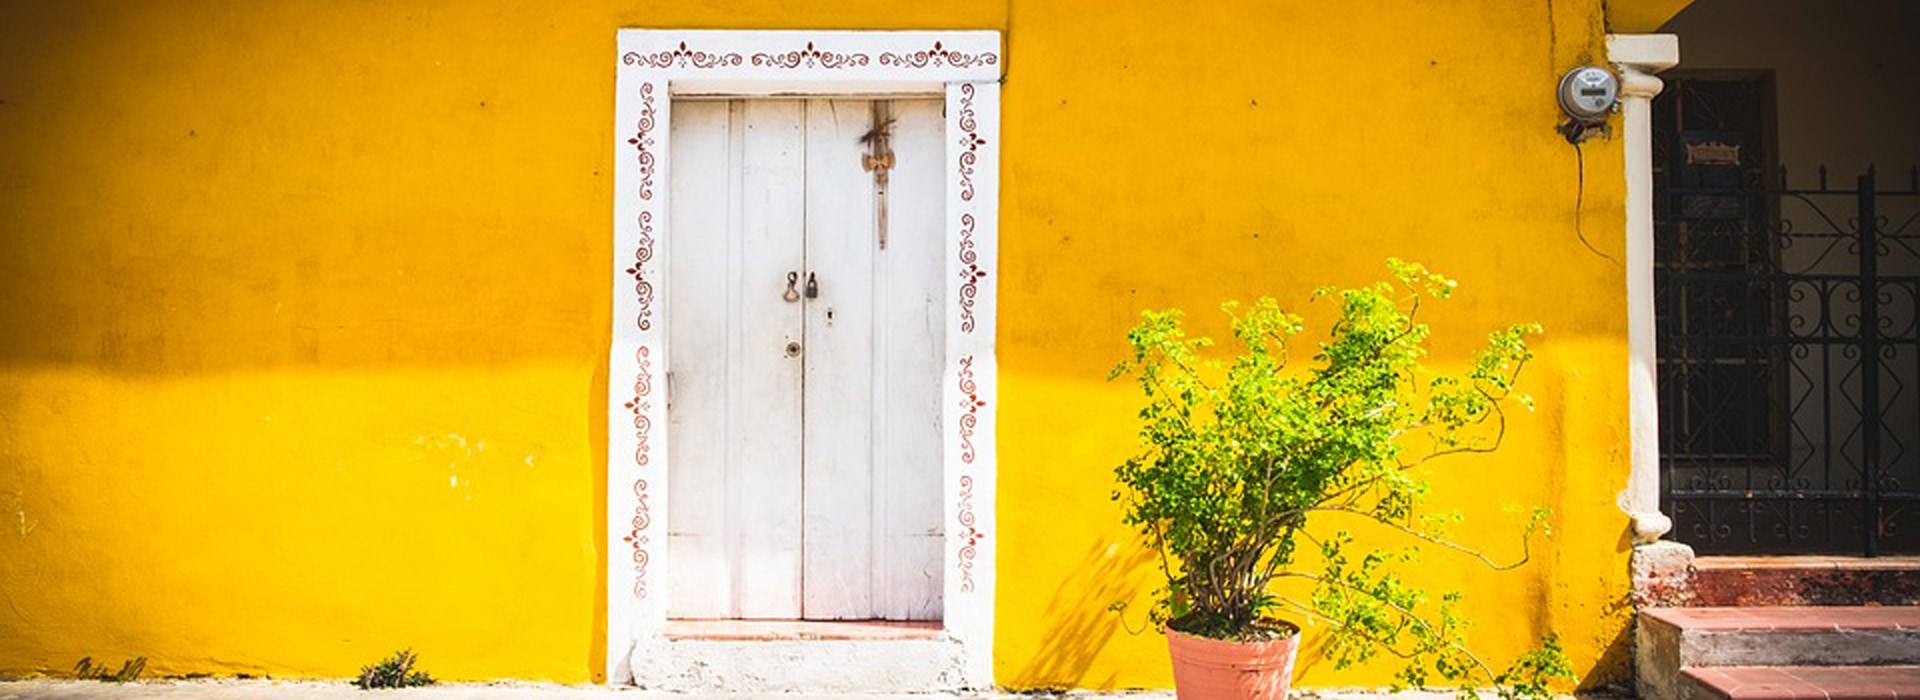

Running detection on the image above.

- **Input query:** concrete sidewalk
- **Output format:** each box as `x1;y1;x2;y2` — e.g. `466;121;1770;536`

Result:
0;680;1529;700
0;680;1177;700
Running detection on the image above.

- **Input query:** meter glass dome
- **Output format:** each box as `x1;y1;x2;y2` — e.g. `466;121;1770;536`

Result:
1558;66;1618;121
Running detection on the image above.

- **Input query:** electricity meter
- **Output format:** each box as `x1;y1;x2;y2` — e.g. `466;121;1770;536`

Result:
1558;66;1619;122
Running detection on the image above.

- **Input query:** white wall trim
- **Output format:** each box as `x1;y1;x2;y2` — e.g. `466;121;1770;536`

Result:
1608;33;1680;544
609;29;1002;688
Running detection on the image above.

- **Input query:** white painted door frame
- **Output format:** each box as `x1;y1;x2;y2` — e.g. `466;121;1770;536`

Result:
609;30;1002;686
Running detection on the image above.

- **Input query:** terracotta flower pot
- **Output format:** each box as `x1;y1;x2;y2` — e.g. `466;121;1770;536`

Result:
1166;627;1300;700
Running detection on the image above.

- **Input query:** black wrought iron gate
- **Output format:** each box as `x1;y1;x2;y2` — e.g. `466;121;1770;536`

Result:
1656;164;1920;555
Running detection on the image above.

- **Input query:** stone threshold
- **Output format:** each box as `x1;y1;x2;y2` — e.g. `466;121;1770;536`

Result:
662;619;945;641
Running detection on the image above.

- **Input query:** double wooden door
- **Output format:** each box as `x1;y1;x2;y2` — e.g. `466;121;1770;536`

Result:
666;98;946;620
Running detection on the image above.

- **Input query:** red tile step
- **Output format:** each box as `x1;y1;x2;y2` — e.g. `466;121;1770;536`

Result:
1643;605;1920;632
1692;556;1920;607
1685;665;1920;700
1637;606;1920;682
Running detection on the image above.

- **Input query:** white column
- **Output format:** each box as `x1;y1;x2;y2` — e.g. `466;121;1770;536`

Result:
1609;34;1679;544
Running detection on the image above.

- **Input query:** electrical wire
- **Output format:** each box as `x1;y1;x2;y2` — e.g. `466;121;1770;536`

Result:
1573;139;1623;267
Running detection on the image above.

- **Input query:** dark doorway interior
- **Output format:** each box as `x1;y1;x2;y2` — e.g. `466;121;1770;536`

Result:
1653;72;1920;556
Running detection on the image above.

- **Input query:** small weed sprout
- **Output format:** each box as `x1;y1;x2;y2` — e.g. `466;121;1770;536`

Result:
354;649;435;690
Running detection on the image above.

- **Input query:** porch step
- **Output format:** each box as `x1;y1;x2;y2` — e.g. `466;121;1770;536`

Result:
1637;606;1920;700
1645;606;1920;666
1684;665;1920;700
629;635;971;693
1693;556;1920;607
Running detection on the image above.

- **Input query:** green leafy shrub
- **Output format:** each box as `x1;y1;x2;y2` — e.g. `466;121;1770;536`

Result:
354;649;434;690
73;656;145;683
1111;259;1572;699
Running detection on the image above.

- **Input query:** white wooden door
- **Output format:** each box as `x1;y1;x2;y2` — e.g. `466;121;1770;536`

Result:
667;98;945;621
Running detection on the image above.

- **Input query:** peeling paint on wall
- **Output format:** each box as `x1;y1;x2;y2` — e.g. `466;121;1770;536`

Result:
0;491;34;536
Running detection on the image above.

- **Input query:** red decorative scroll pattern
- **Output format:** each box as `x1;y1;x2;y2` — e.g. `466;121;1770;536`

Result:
880;41;999;70
624;82;658;333
627;82;658;202
623;42;743;69
958;214;984;334
958;355;981;464
956;83;983;202
621;346;656;600
623;40;998;73
621;80;662;601
752;42;869;69
956;475;981;593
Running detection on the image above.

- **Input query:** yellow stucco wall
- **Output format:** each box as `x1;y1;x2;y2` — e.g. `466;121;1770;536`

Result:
1;0;1633;689
1608;0;1698;32
996;1;1632;690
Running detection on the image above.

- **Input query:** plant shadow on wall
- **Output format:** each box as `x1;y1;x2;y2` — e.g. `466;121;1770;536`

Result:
1016;537;1161;688
1108;260;1574;699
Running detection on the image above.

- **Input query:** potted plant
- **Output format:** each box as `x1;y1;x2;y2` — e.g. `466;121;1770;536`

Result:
1111;259;1573;700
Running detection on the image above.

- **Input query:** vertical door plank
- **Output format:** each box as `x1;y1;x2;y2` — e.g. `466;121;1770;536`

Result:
734;99;808;618
874;99;947;620
665;100;735;619
802;99;879;619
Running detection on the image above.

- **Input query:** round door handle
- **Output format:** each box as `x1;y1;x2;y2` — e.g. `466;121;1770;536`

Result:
784;341;802;358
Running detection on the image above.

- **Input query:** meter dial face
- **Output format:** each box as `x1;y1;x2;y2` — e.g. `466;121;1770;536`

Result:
1559;67;1618;120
